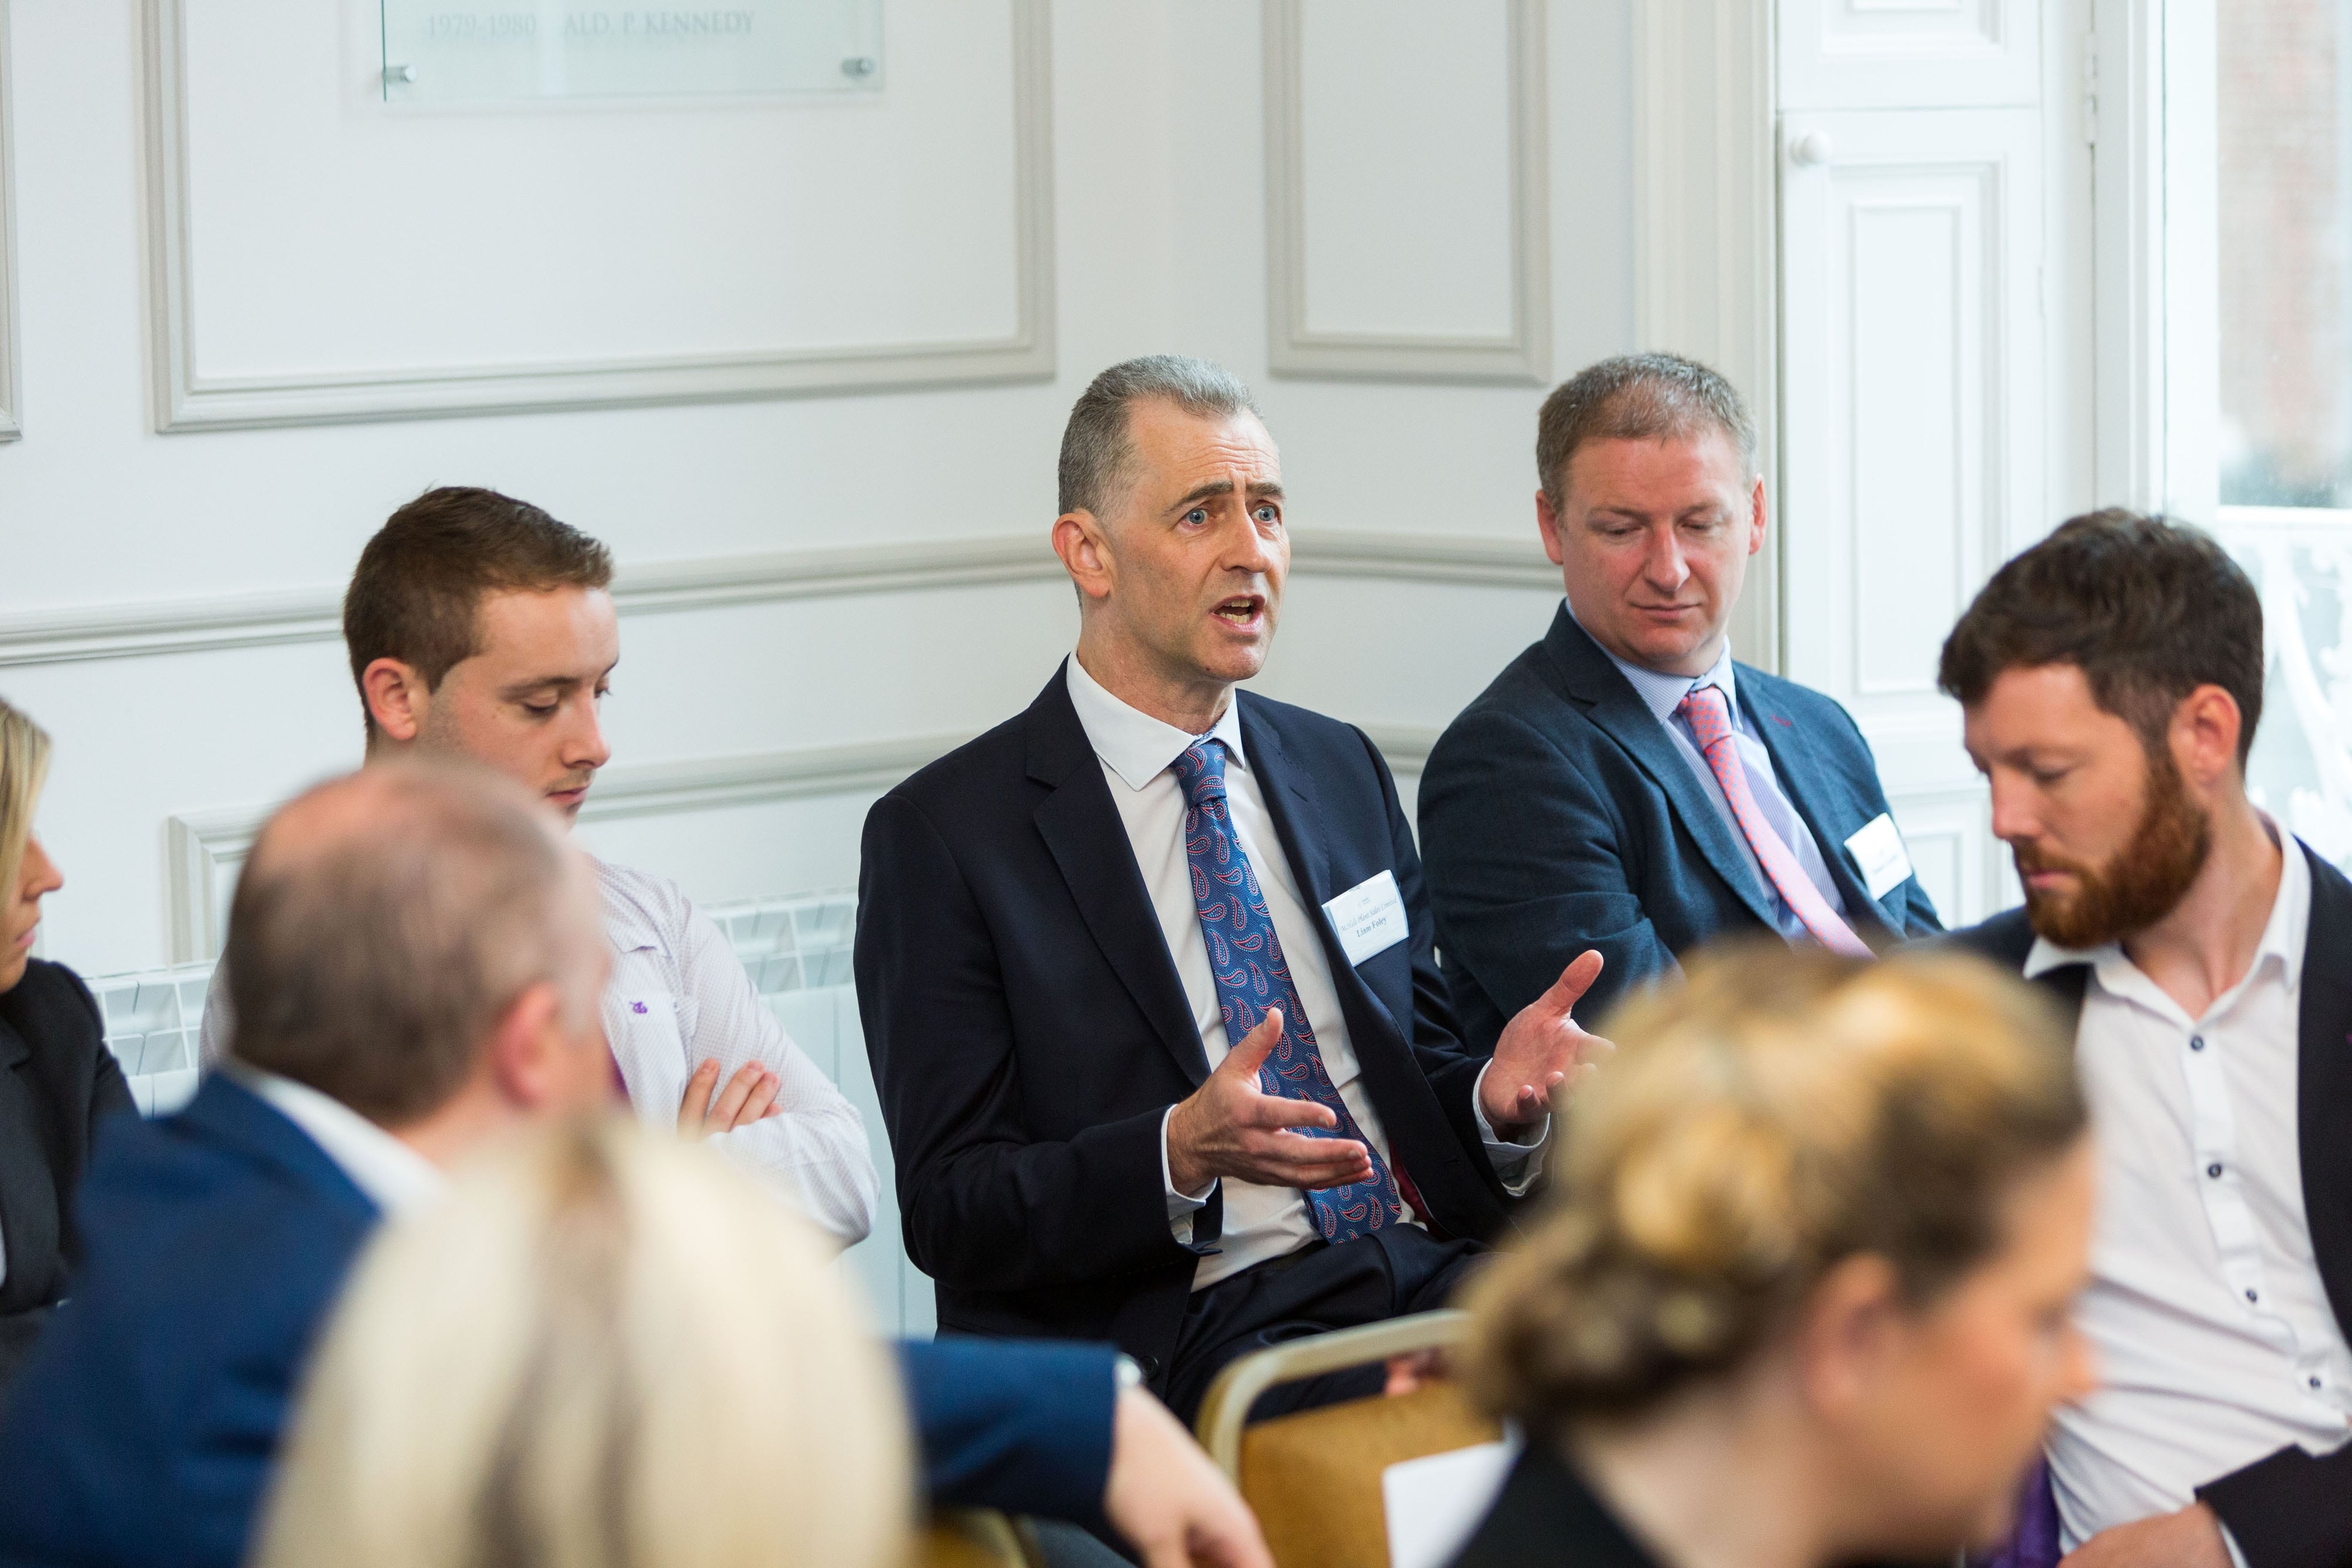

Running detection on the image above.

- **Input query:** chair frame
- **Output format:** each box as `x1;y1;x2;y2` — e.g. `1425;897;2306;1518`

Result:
1192;1308;1471;1476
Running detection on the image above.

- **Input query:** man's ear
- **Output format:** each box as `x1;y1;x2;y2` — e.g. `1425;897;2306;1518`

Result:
484;981;572;1112
2170;684;2246;792
1535;489;1568;568
1747;474;1770;557
361;657;430;744
1793;1252;1903;1424
1052;511;1116;605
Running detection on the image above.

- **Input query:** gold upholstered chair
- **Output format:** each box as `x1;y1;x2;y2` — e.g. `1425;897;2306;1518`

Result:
1194;1310;1502;1568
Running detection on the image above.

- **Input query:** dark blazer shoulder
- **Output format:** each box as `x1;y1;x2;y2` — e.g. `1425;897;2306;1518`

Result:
886;707;1037;815
1942;907;2042;971
0;958;105;1044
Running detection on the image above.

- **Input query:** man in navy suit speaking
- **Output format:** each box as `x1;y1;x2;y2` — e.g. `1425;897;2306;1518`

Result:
856;356;1609;1426
1419;353;1941;1041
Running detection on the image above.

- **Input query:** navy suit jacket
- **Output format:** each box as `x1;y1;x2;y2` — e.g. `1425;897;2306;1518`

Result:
0;1076;1115;1568
1419;606;1942;1043
1949;844;2352;1568
856;667;1516;1387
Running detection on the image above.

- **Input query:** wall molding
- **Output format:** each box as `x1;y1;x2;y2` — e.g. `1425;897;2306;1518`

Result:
0;0;21;442
163;722;1449;962
1261;0;1550;385
139;0;1057;433
0;527;1558;670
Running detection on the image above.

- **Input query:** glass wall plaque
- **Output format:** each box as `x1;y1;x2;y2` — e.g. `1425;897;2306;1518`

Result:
379;1;884;102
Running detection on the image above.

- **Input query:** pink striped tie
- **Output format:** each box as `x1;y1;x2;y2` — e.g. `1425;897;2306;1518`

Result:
1674;684;1871;957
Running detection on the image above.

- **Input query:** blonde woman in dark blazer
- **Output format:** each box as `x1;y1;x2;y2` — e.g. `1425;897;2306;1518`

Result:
0;696;132;1387
1452;944;2096;1568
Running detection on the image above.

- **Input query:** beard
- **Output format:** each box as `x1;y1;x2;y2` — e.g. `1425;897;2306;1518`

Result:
2014;744;2212;949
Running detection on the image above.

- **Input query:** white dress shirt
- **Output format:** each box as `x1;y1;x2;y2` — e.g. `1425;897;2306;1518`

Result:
1063;655;1545;1290
1572;604;1847;940
598;861;880;1248
225;1061;446;1216
199;860;880;1248
2040;828;2352;1549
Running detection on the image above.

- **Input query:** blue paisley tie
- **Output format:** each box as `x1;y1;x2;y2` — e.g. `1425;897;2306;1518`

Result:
1170;736;1405;1242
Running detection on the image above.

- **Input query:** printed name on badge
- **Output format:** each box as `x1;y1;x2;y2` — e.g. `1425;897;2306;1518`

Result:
1844;813;1913;902
1322;870;1411;967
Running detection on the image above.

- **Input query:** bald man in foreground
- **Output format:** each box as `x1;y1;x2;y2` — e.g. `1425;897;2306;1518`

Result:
0;764;1267;1568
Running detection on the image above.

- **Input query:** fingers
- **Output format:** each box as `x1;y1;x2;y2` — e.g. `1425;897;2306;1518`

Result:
1242;1091;1338;1133
1537;948;1606;1017
1218;1007;1285;1079
707;1063;772;1131
732;1068;782;1129
675;1058;721;1135
1250;1132;1373;1188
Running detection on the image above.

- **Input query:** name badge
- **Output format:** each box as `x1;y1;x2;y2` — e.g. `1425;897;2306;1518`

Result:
1845;814;1913;902
1323;870;1411;967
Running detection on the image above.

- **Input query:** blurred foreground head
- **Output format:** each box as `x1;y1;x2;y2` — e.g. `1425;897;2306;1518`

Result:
255;1118;911;1568
223;760;613;1132
1465;942;2094;1560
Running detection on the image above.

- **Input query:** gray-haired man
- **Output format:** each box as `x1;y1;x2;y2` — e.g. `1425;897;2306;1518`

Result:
856;355;1608;1425
1419;352;1942;1040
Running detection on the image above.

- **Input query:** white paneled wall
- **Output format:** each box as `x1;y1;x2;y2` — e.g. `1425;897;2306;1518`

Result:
1775;1;2083;926
1;0;1614;981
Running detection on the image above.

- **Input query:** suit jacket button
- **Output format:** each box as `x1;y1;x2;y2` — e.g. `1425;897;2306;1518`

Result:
1137;1355;1161;1379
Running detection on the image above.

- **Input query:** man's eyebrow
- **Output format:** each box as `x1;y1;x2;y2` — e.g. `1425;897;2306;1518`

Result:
1171;479;1235;510
1247;480;1285;500
495;673;587;699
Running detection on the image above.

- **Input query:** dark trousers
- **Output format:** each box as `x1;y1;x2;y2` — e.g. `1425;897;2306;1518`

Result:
1160;1225;1487;1429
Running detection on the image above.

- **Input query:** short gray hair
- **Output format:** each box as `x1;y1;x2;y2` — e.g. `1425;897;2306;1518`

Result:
1057;355;1262;516
227;761;600;1126
1535;353;1758;506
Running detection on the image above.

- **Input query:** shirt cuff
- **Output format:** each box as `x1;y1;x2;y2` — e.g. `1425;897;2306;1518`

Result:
2219;1520;2250;1568
1472;1060;1551;1196
1160;1106;1215;1245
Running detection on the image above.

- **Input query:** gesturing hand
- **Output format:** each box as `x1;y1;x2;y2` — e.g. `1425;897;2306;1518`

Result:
1479;950;1613;1132
1102;1385;1273;1568
1165;1008;1375;1198
676;1058;782;1141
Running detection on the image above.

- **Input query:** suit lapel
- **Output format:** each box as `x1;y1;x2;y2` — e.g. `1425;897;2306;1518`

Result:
1026;671;1213;1087
1738;677;1901;942
2296;848;2352;1339
1541;610;1780;930
1237;698;1411;1039
0;1019;54;1311
1237;699;1332;911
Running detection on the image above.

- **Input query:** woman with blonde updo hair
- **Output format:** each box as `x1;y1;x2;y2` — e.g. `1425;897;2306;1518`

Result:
1451;943;2096;1568
253;1116;912;1568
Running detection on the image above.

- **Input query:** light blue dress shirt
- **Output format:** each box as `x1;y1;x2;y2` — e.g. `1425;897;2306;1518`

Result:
1569;604;1848;941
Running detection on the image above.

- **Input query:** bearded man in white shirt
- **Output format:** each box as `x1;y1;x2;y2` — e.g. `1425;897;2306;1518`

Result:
1944;510;2352;1568
201;487;879;1246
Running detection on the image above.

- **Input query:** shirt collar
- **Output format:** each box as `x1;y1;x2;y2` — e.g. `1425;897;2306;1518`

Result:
593;857;662;955
1566;599;1738;727
2023;815;2311;1001
224;1062;447;1216
1064;653;1248;793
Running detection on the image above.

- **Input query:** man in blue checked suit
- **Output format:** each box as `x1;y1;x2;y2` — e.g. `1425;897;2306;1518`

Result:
856;356;1611;1427
1419;354;1942;1045
0;765;1265;1568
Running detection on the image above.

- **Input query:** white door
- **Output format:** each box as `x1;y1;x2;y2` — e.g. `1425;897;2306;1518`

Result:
1775;1;2080;927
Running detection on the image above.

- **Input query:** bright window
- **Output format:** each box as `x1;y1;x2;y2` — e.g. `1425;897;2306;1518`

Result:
2174;0;2352;860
